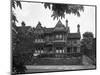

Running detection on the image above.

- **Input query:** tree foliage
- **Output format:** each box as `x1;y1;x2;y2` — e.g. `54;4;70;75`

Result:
81;32;96;64
81;32;94;51
12;0;22;9
11;0;28;74
11;0;22;25
83;32;94;38
43;3;84;20
12;20;35;74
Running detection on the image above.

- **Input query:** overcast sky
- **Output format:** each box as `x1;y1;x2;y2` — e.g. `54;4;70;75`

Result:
14;2;96;37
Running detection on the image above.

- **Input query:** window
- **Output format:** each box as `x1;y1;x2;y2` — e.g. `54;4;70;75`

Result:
41;48;43;50
60;50;62;53
56;47;63;53
35;48;43;53
41;50;43;53
59;48;63;53
56;35;59;39
35;48;38;53
35;50;37;53
63;50;64;53
73;40;77;44
73;47;77;53
77;47;80;53
67;41;70;44
59;34;62;39
67;48;71;53
46;36;50;41
56;50;59;53
35;39;44;42
37;50;40;53
35;39;37;42
56;47;59;53
56;34;63;39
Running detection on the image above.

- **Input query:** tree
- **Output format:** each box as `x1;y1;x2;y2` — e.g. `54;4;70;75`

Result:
81;32;94;51
11;0;28;74
81;32;96;65
11;0;22;25
12;0;22;9
43;3;84;20
12;21;34;74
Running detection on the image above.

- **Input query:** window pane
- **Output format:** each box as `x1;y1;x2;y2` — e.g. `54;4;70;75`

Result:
60;50;62;53
60;34;62;39
56;35;58;38
73;47;77;53
63;50;64;53
56;50;58;53
67;48;71;53
77;47;80;53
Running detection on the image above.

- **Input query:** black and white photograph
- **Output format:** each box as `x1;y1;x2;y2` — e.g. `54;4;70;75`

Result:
11;0;96;74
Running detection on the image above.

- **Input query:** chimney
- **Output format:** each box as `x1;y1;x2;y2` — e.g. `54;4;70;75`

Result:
38;21;41;26
66;19;68;30
21;21;25;27
77;24;80;33
66;19;68;27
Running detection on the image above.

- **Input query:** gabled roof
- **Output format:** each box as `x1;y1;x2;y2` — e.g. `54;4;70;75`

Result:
36;22;43;29
54;20;66;31
68;33;81;39
34;22;44;34
55;20;65;28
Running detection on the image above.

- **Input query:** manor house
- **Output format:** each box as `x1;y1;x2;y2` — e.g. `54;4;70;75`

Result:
33;20;81;58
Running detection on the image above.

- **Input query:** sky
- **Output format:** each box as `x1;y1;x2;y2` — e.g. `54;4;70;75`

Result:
14;2;96;37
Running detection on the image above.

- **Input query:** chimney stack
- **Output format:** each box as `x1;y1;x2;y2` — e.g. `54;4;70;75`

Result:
66;19;68;27
21;21;25;27
66;19;68;30
77;24;80;33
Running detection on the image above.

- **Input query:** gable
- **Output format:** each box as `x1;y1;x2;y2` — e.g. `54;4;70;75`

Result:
54;20;66;31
